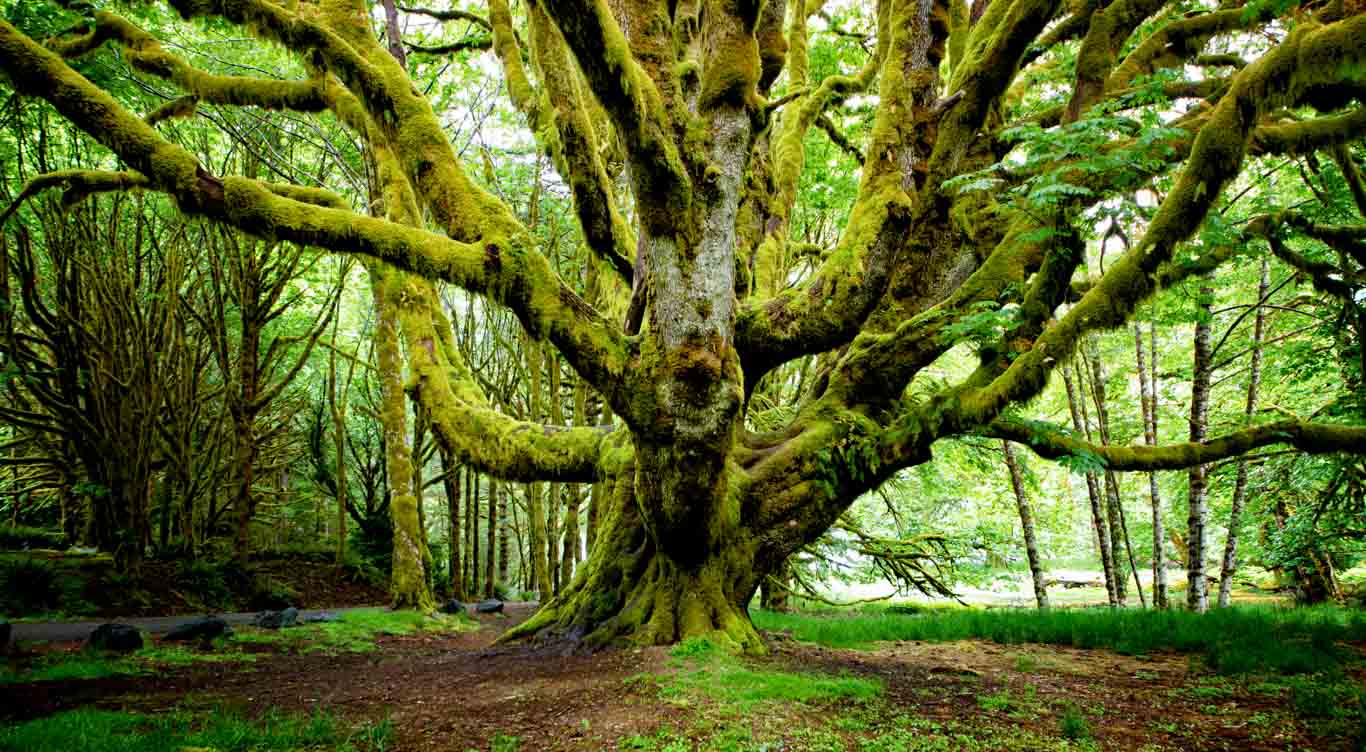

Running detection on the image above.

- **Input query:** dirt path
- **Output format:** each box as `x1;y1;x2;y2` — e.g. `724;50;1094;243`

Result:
5;609;1363;751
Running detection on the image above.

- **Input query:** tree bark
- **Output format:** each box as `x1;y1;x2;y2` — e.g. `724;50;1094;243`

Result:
1187;283;1214;613
372;267;434;611
1003;440;1049;610
1218;258;1268;608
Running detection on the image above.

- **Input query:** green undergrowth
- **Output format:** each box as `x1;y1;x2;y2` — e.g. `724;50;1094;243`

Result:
610;714;1099;752
0;640;257;684
754;605;1366;675
3;609;467;684
229;607;472;654
0;707;392;752
646;636;881;710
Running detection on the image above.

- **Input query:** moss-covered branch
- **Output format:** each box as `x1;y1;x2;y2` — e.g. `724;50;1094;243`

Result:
538;0;691;239
0;17;629;400
0;169;149;226
954;12;1366;430
988;418;1366;471
527;5;635;283
397;279;610;483
52;11;332;113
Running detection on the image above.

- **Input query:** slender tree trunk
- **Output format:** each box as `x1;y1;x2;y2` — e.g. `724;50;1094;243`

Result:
1003;440;1049;609
1187;283;1214;613
486;479;497;598
1135;321;1168;608
1218;259;1269;607
524;336;552;598
547;351;563;594
562;375;589;588
498;483;510;588
467;470;479;591
1063;362;1118;606
442;455;464;600
1083;339;1133;605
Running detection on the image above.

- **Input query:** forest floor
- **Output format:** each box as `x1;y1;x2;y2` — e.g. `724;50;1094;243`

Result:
3;604;1364;751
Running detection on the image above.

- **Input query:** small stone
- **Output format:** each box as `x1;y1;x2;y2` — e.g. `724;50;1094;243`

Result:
439;599;466;615
85;623;143;652
164;616;232;642
299;611;338;625
475;599;504;614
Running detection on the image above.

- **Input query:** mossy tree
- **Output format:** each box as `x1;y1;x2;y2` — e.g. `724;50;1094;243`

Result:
3;0;1366;646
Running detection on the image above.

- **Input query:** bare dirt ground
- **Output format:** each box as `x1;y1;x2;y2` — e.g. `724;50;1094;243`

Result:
4;606;1363;751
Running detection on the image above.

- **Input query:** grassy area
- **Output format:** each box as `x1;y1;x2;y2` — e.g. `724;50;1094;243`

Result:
2;609;468;684
753;605;1366;674
228;607;471;654
0;641;258;684
0;707;392;752
640;636;881;711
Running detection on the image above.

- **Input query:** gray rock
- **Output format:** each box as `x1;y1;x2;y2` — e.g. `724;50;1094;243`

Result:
164;616;232;642
439;599;466;615
253;606;299;630
475;599;504;614
85;623;143;652
299;611;337;625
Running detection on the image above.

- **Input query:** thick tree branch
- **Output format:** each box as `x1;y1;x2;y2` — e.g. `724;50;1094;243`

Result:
955;14;1366;430
538;0;690;239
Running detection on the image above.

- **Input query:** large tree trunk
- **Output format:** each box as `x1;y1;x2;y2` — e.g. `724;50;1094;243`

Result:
1135;321;1168;608
1003;440;1049;610
1218;258;1268;608
1187;283;1214;613
503;462;766;652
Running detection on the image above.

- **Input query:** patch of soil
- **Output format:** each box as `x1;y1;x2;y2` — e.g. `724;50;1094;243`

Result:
6;612;1365;751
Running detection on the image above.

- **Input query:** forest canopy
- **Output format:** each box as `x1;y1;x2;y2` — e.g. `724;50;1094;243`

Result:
0;0;1365;653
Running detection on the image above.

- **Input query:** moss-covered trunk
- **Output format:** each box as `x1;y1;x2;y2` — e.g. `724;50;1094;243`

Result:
502;456;765;653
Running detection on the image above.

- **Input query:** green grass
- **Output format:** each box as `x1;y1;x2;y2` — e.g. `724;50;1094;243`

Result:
753;605;1366;675
0;707;391;752
229;607;471;654
660;637;881;709
0;641;258;684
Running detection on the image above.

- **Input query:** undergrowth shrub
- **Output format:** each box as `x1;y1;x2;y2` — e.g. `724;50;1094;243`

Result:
1058;704;1091;741
0;525;64;551
0;557;83;615
175;559;233;608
